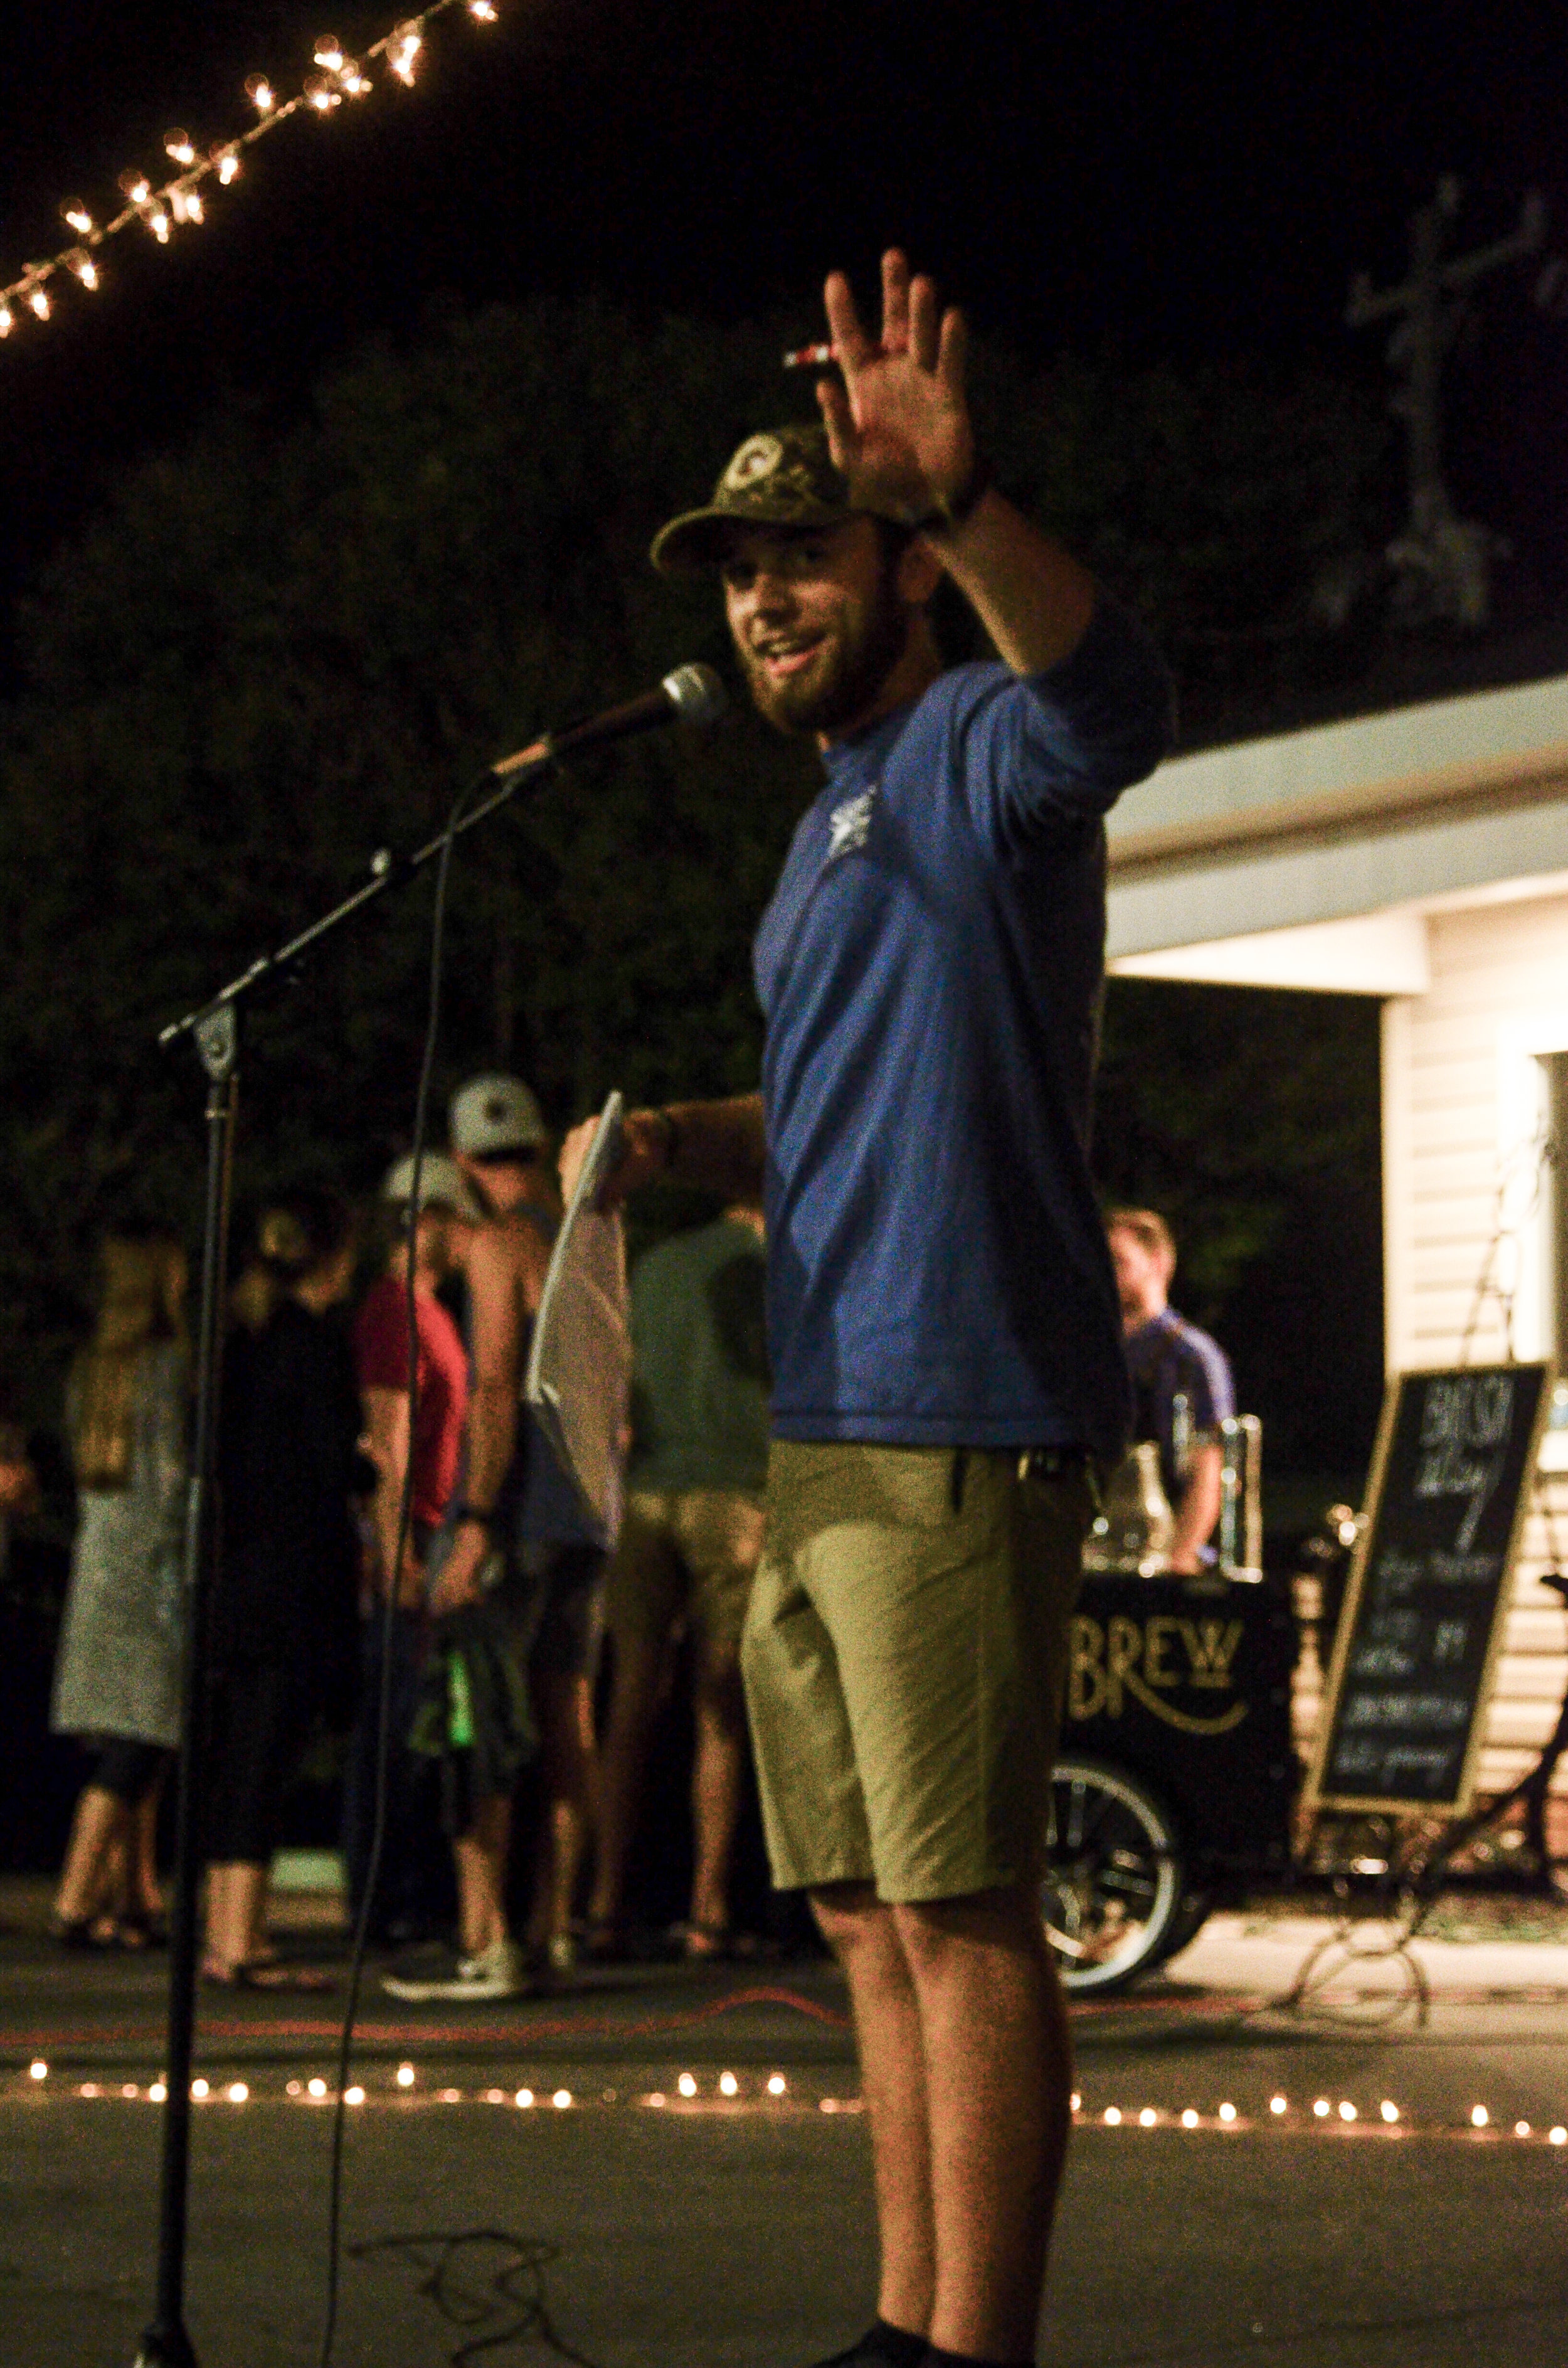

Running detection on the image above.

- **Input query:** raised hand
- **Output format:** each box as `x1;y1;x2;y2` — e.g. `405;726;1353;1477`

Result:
816;249;975;526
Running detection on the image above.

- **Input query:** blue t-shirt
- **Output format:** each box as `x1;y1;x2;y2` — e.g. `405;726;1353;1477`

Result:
752;597;1173;1460
1123;1306;1236;1509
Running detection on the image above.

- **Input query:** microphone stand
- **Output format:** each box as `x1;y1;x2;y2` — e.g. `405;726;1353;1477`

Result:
134;728;557;2368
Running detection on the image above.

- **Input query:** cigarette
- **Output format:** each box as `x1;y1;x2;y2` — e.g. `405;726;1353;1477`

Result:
783;342;836;369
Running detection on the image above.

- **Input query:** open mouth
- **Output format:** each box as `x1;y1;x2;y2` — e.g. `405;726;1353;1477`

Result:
754;635;825;679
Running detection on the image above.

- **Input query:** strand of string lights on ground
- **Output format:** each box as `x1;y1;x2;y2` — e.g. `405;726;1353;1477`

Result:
8;2059;1568;2143
0;0;502;339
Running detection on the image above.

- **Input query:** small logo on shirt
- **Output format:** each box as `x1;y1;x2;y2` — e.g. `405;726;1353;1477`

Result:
826;784;877;863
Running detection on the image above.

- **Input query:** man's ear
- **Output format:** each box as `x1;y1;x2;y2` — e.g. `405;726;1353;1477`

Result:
898;535;946;607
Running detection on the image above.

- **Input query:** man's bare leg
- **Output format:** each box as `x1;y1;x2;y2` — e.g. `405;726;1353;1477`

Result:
811;1884;935;2340
587;1633;663;1937
453;1794;511;1956
689;1643;747;1941
894;1883;1070;2363
526;1669;595;1958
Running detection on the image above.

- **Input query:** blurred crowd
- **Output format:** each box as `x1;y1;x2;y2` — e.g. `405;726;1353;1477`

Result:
35;1071;771;2000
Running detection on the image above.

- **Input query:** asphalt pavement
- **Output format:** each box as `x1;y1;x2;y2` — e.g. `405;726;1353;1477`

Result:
3;1881;1567;2368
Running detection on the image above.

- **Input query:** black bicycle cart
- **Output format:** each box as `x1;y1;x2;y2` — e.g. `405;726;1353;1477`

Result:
1044;1566;1296;1994
1043;1367;1567;1994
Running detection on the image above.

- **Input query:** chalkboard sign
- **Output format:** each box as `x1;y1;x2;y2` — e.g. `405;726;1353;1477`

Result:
1307;1363;1552;1815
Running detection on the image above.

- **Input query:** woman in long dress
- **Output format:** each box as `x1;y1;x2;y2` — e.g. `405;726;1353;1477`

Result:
50;1233;189;1946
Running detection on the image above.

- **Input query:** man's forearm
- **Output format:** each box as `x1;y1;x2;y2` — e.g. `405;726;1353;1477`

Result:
927;488;1097;678
1169;1443;1224;1573
462;1378;518;1514
651;1093;767;1198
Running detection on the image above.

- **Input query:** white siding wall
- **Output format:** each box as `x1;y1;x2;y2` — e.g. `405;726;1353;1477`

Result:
1376;890;1568;1797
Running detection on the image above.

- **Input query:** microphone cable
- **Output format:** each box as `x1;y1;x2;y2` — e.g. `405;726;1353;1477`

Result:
317;764;477;2368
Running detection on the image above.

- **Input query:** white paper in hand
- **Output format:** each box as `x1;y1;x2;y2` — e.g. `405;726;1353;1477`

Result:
525;1092;631;1539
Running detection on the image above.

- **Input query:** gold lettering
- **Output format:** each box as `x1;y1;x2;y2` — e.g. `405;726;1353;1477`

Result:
1180;1618;1243;1691
1143;1615;1180;1687
1107;1617;1142;1719
1069;1616;1108;1721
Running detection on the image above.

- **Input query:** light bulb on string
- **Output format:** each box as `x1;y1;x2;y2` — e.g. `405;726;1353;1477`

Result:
469;1;498;18
0;302;13;337
62;202;95;235
314;36;347;71
340;64;372;97
389;25;423;83
26;278;51;320
245;73;276;113
209;144;242;184
66;249;100;290
164;130;197;166
304;73;342;112
119;171;153;206
169;188;206;226
148;208;172;244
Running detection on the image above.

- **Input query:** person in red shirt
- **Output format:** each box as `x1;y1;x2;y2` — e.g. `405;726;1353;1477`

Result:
343;1153;477;1942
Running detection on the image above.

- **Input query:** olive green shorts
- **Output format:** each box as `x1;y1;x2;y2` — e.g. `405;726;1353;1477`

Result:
605;1488;766;1659
741;1442;1092;1904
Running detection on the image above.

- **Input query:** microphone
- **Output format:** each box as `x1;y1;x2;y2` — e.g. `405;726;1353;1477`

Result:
490;663;728;777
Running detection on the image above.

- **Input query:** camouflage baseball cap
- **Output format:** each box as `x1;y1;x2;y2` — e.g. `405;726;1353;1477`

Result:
651;422;890;575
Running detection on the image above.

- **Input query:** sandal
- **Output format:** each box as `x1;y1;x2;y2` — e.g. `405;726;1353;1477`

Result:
51;1914;125;1952
581;1919;632;1965
201;1957;336;1993
681;1920;739;1963
119;1911;168;1950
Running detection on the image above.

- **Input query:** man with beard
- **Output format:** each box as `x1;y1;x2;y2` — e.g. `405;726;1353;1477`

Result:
563;251;1172;2368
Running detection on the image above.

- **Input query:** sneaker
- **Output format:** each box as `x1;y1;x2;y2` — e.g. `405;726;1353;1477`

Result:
381;1936;527;2002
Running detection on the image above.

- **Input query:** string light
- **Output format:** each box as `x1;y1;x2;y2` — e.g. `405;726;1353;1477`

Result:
389;26;424;83
7;2073;1560;2145
2;0;505;338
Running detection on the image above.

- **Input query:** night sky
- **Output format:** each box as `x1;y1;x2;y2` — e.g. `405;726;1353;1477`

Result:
0;1;1561;608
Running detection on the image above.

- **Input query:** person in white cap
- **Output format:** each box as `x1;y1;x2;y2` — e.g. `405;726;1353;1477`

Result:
384;1076;606;2001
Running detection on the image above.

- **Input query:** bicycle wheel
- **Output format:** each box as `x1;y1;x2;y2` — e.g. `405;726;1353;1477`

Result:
1150;1883;1213;1968
1041;1756;1184;1996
